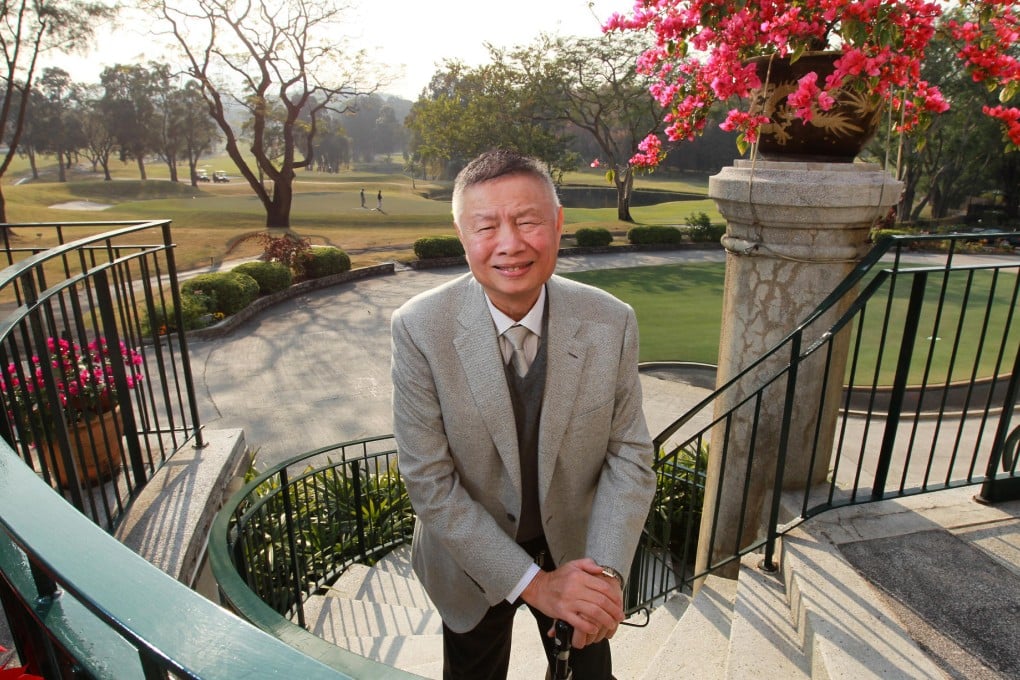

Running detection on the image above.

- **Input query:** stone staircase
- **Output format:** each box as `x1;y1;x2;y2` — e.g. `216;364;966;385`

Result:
295;514;962;680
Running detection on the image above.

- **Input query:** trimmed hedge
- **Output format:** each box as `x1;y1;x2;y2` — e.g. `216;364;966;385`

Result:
574;227;613;247
627;225;685;245
297;246;351;279
181;271;259;315
233;261;294;295
143;294;209;334
414;235;464;260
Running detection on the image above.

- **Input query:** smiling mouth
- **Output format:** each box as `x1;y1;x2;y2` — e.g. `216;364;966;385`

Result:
496;263;531;273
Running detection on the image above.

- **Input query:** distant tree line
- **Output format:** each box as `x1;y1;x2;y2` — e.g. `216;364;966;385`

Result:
1;0;1012;229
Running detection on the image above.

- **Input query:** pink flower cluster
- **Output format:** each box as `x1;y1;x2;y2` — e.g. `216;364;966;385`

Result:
606;0;1020;166
2;336;144;418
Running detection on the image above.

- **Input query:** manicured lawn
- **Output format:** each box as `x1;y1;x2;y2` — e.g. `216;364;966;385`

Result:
565;263;1018;385
564;263;725;364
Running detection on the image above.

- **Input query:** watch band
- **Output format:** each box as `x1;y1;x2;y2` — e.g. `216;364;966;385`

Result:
600;565;624;589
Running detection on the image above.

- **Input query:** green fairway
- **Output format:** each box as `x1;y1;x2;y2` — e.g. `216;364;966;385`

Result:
2;158;721;271
563;263;725;364
565;263;1019;384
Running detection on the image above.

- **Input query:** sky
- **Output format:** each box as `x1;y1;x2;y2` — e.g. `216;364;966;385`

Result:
39;0;628;101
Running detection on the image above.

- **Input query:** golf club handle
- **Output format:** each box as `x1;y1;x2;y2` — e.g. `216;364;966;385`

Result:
553;619;573;680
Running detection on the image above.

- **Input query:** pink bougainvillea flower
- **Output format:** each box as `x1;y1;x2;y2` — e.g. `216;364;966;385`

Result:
605;0;1019;167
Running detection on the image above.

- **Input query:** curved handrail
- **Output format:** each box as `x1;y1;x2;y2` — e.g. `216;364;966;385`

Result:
209;435;416;672
0;440;382;679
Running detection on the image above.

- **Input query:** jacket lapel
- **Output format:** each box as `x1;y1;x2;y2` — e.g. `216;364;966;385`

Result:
453;280;522;492
538;279;587;502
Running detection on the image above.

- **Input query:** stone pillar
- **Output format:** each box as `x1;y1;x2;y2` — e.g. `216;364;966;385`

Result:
697;160;901;576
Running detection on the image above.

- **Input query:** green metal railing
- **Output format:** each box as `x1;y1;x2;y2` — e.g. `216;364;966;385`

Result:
210;436;413;628
0;221;415;678
215;232;1020;640
630;232;1020;607
0;221;204;530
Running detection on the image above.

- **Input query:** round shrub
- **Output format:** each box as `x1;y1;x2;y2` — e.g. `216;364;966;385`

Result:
687;223;725;243
297;246;351;280
143;293;209;334
574;228;613;248
627;225;685;245
414;235;465;260
181;271;259;315
233;260;293;295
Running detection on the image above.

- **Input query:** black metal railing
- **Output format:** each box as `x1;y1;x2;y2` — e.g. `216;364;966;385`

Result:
629;233;1020;610
211;436;414;627
215;232;1019;639
0;221;204;531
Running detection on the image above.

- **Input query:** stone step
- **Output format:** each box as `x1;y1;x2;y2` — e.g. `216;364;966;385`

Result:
327;604;549;679
372;544;415;580
611;595;690;679
303;594;442;641
325;562;434;609
725;553;810;679
781;528;949;679
640;575;736;680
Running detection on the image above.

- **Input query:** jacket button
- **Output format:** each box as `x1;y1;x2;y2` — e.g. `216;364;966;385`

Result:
507;513;516;522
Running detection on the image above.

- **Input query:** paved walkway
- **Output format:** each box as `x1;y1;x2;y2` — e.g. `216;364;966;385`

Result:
187;248;727;469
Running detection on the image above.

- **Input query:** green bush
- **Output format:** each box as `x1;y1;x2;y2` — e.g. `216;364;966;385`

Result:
233;261;293;295
142;293;211;334
413;235;464;260
181;271;259;315
574;227;613;247
686;213;725;243
297;246;351;280
627;225;685;245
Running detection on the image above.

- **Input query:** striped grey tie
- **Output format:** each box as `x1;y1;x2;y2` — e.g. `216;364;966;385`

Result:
503;325;531;377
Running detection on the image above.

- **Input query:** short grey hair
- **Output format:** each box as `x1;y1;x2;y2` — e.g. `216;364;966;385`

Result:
451;150;560;225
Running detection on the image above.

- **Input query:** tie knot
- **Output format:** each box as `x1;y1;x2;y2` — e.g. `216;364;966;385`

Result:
503;325;532;377
503;325;531;351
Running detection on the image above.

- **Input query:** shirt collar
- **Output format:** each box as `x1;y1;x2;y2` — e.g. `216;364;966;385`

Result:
486;286;546;337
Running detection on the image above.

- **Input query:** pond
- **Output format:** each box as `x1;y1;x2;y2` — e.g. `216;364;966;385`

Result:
557;186;705;209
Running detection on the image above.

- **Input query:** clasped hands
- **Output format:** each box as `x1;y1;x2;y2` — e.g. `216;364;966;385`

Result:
520;557;623;649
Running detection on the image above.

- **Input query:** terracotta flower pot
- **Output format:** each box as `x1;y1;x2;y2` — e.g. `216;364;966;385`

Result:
747;52;883;162
45;406;125;488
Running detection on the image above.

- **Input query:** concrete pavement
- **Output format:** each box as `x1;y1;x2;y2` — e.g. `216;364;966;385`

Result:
187;248;726;469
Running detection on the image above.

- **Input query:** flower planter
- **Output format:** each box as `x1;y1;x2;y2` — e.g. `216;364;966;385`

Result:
45;407;125;488
747;52;883;162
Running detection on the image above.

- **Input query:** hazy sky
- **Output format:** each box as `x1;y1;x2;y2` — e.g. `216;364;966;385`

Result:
40;0;627;100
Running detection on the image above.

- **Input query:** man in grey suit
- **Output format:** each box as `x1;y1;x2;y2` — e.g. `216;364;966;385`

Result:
392;150;656;680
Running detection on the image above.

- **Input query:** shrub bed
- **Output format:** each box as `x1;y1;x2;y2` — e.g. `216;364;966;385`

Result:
574;227;613;247
414;235;464;260
233;261;294;295
181;271;260;315
297;246;351;280
627;225;685;245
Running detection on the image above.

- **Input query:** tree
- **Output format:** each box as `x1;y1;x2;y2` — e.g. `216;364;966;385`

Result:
33;67;83;182
79;86;117;180
100;63;162;180
495;32;663;222
174;80;220;186
405;60;575;181
0;0;116;221
150;0;376;228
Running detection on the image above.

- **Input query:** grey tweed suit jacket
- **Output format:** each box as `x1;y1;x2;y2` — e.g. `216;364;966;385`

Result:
391;273;656;633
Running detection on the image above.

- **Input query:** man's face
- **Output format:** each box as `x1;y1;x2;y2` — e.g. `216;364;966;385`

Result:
455;173;563;320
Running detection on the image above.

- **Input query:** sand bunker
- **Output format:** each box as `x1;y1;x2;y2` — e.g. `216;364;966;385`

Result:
49;200;113;211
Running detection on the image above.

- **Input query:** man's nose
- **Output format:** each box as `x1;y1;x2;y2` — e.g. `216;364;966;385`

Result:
495;223;524;252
